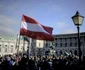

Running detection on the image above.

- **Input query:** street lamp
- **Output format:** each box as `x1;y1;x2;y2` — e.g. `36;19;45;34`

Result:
72;11;84;61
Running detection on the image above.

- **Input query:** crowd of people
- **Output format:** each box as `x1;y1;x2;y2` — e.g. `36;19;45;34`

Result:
0;54;85;70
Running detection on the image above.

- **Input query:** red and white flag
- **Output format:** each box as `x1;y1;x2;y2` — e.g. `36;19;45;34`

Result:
20;15;54;41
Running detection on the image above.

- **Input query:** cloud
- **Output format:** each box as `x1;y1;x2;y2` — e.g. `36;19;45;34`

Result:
56;22;68;28
0;14;18;37
55;22;76;34
0;14;14;27
0;0;20;12
62;29;76;34
0;26;15;36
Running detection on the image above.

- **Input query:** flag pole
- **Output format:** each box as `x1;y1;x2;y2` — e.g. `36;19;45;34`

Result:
28;38;32;59
17;15;23;56
17;34;20;56
22;36;25;56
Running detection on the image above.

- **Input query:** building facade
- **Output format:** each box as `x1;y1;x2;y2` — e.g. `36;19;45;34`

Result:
0;32;85;57
48;32;85;57
0;37;16;56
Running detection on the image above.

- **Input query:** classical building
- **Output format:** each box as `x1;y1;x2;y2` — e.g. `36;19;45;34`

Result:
0;37;16;56
0;32;85;57
50;32;85;57
31;32;85;57
0;36;29;56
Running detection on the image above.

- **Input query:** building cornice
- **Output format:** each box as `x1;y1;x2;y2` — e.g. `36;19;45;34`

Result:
53;32;85;38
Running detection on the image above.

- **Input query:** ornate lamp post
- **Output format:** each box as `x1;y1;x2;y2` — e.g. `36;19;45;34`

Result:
72;11;84;61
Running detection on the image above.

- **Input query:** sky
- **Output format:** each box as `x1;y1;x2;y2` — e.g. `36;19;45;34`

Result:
0;0;85;37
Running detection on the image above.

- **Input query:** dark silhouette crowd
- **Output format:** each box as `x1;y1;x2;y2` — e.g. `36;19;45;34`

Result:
0;54;85;70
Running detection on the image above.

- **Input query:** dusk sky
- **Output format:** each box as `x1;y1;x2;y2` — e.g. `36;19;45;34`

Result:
0;0;85;37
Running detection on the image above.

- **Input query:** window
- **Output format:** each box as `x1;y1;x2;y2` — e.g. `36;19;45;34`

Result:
5;45;7;53
46;43;48;47
39;43;40;46
70;37;72;41
60;50;62;55
60;38;62;42
69;50;72;54
70;42;72;47
56;51;58;55
5;45;7;47
55;43;57;47
11;48;13;53
65;43;67;47
5;48;7;53
74;50;77;55
0;45;1;52
11;45;13;47
55;38;57;41
74;37;77;41
84;36;85;40
65;38;67;41
75;42;77;47
0;47;1;52
60;43;62;47
80;42;82;46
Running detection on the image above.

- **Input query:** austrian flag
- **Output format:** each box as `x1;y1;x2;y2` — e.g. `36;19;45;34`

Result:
20;15;54;41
